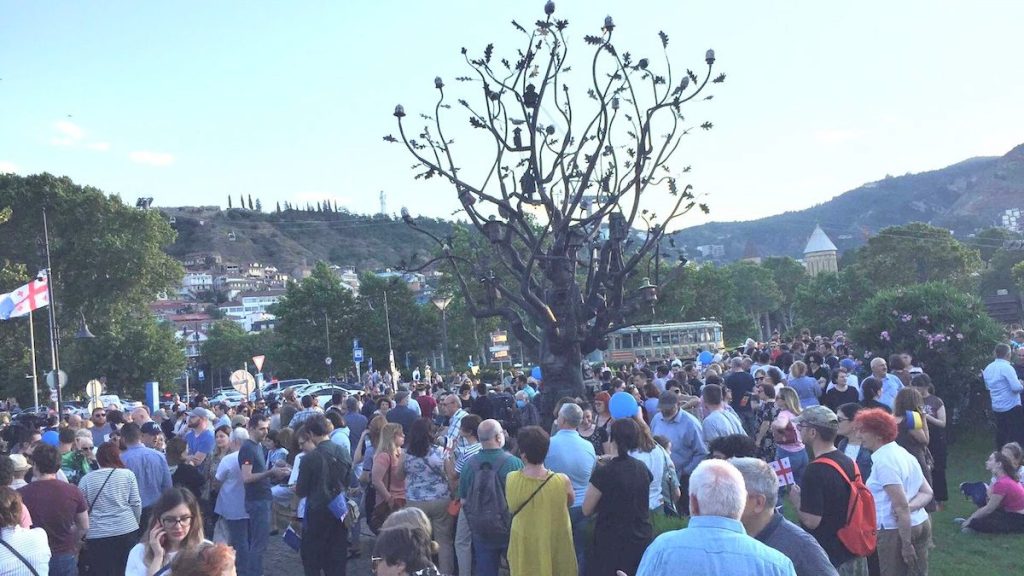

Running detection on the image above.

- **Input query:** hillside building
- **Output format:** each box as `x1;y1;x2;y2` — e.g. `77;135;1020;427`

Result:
803;225;839;276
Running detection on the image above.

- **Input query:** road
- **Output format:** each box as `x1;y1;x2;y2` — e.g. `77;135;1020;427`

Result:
264;521;373;575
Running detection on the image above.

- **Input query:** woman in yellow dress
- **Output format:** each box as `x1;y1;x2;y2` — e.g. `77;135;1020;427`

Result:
505;426;577;576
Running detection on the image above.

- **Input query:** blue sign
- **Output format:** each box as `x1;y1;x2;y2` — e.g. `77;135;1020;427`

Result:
198;370;205;381
353;348;364;362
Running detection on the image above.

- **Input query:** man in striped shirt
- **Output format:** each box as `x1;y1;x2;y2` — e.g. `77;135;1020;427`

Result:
120;423;172;530
441;393;469;453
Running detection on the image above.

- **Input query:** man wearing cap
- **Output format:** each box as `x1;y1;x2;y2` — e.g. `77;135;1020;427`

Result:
8;454;32;490
185;407;215;469
651;390;707;515
387;390;419;435
787;406;868;575
140;422;163;449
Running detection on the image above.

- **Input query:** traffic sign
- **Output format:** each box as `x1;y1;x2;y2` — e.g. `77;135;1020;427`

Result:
86;379;104;398
252;355;266;372
353;348;364;362
230;370;256;396
46;370;68;390
352;338;360;350
325;356;333;366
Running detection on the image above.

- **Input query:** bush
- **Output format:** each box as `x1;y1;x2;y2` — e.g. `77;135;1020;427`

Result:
848;282;1003;418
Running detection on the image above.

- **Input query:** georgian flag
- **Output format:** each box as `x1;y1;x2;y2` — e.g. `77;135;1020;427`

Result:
0;272;50;320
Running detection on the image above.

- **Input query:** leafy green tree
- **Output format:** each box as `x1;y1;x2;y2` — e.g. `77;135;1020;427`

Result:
355;273;437;378
728;261;783;340
761;257;806;333
850;223;983;291
977;230;1024;297
0;174;185;399
270;262;360;380
201;320;277;386
793;269;860;337
972;227;1019;263
1013;260;1024;294
848;282;1003;413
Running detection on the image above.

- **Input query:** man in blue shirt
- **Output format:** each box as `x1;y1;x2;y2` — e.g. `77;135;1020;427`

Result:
636;459;796;576
983;343;1024;448
650;391;707;515
120;422;172;530
545;403;596;575
386;390;419;435
184;407;215;469
869;358;904;409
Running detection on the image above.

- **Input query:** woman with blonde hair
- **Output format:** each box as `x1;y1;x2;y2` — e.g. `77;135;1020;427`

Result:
0;486;50;574
786;360;821;408
771;386;808;485
371;422;407;532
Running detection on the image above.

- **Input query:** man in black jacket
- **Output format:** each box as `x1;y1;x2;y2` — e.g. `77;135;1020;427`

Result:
296;414;353;576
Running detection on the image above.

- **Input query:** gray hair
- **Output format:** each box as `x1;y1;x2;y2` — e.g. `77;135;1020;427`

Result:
559;403;583;428
230;427;250;443
730;357;744;369
477;419;501;443
688;459;747;520
730;457;779;510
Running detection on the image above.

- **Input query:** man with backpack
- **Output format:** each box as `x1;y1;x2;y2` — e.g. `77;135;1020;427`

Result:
788;406;874;576
459;419;524;576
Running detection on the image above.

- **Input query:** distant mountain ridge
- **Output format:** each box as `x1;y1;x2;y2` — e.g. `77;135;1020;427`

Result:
671;143;1024;261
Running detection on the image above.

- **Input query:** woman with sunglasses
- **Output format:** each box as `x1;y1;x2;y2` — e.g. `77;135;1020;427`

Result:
126;487;209;576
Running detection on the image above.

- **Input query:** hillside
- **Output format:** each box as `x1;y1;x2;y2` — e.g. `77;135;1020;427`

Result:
672;143;1024;261
160;206;454;273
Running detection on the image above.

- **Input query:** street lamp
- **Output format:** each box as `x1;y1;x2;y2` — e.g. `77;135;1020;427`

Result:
432;295;453;372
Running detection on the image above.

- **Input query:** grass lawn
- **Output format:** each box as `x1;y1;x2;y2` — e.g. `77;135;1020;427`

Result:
926;429;1018;576
648;429;1018;576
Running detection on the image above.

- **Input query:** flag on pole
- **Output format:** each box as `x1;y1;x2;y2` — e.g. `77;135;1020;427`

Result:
1;272;50;320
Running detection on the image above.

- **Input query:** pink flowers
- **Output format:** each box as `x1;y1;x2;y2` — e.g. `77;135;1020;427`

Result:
880;330;891;341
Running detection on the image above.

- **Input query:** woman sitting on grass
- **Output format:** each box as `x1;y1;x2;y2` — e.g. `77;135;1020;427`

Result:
958;442;1023;507
956;450;1024;534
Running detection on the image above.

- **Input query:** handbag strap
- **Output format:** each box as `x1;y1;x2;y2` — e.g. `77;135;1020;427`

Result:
511;472;556;520
89;469;117;513
0;537;40;576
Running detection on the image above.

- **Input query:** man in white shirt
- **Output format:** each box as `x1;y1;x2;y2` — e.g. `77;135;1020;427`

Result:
983;343;1024;448
702;384;746;446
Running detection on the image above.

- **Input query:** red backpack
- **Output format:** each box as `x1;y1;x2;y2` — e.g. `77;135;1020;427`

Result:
813;457;877;557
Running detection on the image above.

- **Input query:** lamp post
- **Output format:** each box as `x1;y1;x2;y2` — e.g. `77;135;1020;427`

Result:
432;296;452;372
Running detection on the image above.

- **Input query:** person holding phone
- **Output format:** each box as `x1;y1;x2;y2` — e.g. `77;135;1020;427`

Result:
126;487;210;576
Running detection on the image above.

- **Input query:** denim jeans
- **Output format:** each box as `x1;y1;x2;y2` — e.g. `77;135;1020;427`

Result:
471;535;507;576
224;518;250;575
244;500;272;576
569;506;589;576
50;553;78;576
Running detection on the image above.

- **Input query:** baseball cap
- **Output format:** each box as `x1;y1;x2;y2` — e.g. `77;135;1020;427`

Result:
188;407;213;420
658;391;679;409
839;358;857;372
141;422;162;436
794;405;839;431
8;454;30;472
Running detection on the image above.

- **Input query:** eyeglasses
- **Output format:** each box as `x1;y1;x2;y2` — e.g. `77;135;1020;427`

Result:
160;515;192;528
755;376;765;381
837;417;849;423
371;557;384;572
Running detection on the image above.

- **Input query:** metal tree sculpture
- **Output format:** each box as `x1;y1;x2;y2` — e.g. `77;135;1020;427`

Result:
388;2;723;405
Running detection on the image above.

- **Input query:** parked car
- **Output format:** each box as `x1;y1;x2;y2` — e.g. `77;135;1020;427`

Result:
210;389;245;407
251;378;311;401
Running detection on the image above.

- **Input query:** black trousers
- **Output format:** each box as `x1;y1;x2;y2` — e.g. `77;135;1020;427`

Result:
969;508;1024;533
301;506;349;576
84;532;138;576
994;405;1024;449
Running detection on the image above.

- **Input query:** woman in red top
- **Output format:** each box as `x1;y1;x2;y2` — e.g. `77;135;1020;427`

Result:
960;451;1024;534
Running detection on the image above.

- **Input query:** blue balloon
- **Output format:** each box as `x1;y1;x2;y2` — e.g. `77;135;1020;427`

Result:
530;366;542;380
41;430;60;447
698;350;714;365
609;391;638;419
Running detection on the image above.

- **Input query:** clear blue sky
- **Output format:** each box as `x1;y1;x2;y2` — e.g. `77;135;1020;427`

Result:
2;1;1022;229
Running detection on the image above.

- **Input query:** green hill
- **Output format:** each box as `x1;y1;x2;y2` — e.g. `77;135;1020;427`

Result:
161;206;453;272
673;143;1024;261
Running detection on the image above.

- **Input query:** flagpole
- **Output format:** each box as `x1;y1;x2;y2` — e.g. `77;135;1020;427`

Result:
29;309;39;411
42;208;62;415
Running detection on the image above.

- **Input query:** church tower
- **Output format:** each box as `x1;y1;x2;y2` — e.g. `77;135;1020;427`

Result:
803;225;838;276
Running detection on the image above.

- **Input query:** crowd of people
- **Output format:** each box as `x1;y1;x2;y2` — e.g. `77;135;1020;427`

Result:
0;328;1021;576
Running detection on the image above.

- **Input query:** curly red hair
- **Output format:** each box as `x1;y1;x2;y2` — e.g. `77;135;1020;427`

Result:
170;542;235;576
854;408;898;444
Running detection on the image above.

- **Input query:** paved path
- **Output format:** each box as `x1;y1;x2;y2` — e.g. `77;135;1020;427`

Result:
264;522;374;575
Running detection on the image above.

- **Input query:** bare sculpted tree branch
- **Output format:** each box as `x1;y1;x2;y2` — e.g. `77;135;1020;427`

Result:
387;1;723;404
